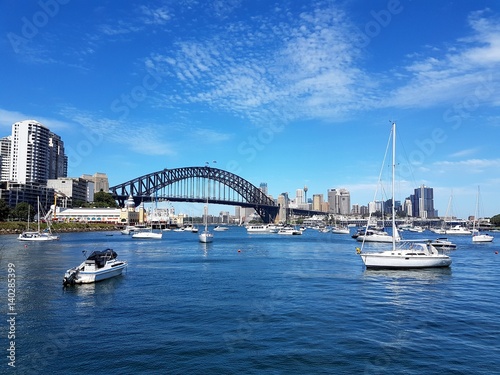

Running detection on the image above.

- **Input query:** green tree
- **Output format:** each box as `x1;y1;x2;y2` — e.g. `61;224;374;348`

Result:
490;214;500;226
93;191;118;208
0;199;10;221
12;202;34;221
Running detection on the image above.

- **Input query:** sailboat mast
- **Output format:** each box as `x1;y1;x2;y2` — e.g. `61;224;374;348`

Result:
392;123;396;250
37;196;41;233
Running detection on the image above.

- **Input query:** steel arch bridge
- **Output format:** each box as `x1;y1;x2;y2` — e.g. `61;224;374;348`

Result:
109;166;280;223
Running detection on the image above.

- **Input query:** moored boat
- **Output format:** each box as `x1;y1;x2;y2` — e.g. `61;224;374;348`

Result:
63;249;127;286
357;123;451;269
132;231;163;239
246;224;273;233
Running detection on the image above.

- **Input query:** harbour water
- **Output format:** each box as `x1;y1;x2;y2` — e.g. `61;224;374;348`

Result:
1;227;499;374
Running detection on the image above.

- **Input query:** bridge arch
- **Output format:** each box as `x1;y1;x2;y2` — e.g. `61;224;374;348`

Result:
109;166;279;223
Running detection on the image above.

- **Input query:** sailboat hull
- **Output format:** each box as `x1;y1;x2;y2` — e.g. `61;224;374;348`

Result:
360;252;452;269
472;235;494;243
18;232;59;241
199;231;213;243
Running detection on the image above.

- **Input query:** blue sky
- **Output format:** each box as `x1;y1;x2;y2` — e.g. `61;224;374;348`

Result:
1;0;500;218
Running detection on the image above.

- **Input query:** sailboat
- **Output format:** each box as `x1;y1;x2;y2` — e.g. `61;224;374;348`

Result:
357;123;452;269
199;177;213;243
472;186;493;243
18;197;59;241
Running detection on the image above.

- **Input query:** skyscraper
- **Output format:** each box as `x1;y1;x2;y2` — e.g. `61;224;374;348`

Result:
0;136;11;181
410;185;436;218
328;188;351;215
8;120;67;184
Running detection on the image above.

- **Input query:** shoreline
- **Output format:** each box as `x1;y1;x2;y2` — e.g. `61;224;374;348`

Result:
0;222;118;235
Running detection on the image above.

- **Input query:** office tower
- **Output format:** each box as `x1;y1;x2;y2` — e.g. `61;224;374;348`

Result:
328;188;351;215
312;194;323;211
259;182;268;196
295;188;304;204
410;185;435;218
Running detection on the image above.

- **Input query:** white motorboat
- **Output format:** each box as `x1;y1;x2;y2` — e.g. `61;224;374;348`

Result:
213;226;229;231
445;225;471;235
278;226;302;235
121;225;137;235
408;226;425;233
430;238;457;250
246;224;273;233
430;228;446;234
63;249;127;286
357;123;451;269
356;228;398;243
18;197;59;241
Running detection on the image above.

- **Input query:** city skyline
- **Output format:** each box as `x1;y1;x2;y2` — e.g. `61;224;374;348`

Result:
0;119;493;220
2;1;500;218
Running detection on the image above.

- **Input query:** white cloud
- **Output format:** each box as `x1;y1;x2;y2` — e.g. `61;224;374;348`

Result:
383;10;500;109
0;108;71;131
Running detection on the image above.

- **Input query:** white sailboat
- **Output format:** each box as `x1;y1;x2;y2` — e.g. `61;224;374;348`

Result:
199;205;213;243
18;197;59;241
199;173;213;243
472;186;494;243
132;223;163;239
358;123;452;269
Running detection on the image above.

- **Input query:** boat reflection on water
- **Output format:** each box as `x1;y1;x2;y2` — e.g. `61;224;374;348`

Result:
363;266;452;281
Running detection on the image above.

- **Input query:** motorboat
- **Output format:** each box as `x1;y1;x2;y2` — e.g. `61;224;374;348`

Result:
246;224;273;233
213;226;229;231
277;226;302;235
357;123;451;269
63;249;127;286
356;228;399;243
445;225;471;235
408;226;425;233
430;238;457;250
120;225;137;235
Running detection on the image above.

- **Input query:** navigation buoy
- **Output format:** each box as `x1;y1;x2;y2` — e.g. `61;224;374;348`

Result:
238;249;241;253
495;251;498;255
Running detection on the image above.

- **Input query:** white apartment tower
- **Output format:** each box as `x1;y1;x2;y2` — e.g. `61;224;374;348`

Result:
0;136;11;181
8;120;67;184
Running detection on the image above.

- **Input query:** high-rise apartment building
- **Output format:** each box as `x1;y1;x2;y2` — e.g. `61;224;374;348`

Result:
0;136;11;181
8;120;67;184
